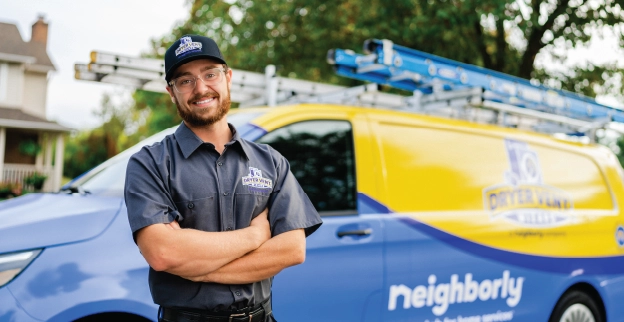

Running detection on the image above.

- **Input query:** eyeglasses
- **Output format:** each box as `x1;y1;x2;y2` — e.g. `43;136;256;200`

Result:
169;67;227;94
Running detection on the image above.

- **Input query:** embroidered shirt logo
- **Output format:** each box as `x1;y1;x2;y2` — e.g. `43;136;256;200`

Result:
242;167;273;190
175;36;203;57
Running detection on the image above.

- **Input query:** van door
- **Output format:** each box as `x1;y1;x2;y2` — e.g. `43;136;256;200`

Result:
371;119;533;321
257;118;384;322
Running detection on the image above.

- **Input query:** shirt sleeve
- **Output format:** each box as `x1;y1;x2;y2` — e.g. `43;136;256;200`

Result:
124;149;181;242
267;148;323;237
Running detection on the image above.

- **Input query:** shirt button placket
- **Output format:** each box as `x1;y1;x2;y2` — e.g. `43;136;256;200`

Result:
217;156;235;232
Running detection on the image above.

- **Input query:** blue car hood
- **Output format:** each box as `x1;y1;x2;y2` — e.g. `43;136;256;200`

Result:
0;193;122;253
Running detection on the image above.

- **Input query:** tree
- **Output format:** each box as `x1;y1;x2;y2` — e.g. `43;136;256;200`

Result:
145;0;623;99
126;89;182;143
64;93;135;179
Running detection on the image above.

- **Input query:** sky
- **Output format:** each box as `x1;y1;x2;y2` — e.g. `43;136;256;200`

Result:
1;1;623;130
1;0;189;129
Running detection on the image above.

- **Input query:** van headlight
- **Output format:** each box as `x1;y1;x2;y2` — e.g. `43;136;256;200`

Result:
0;249;42;287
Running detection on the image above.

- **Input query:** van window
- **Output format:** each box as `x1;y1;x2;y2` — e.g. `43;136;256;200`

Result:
257;120;357;215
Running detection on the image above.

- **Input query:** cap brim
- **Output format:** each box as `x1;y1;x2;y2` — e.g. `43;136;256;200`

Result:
165;54;227;81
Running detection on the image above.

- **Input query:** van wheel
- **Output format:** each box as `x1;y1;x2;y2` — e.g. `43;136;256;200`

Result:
549;291;603;322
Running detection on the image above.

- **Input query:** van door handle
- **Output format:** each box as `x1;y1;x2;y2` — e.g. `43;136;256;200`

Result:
337;228;372;238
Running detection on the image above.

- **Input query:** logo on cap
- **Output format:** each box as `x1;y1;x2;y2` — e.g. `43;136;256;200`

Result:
175;36;203;57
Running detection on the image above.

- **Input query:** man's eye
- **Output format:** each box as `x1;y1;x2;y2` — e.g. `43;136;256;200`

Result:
205;73;217;79
178;79;193;86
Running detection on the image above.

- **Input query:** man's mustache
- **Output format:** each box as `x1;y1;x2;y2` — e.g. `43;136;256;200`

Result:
188;92;220;105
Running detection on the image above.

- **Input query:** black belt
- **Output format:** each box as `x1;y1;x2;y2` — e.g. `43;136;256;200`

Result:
161;304;266;322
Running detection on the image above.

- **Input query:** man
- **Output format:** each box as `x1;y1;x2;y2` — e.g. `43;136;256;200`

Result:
124;34;322;322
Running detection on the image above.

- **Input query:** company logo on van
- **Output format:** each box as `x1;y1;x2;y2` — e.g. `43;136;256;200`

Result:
388;270;524;316
617;226;624;247
483;139;573;228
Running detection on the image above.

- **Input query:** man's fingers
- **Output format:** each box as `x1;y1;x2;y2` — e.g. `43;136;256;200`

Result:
167;220;181;230
251;208;269;225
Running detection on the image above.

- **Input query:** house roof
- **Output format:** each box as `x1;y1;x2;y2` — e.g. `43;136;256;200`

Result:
0;22;55;70
0;107;70;132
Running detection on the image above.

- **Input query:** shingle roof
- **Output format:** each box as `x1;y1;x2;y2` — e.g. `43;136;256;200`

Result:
0;107;70;132
0;22;55;69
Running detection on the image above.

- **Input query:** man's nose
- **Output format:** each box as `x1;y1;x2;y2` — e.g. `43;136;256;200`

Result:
193;76;210;93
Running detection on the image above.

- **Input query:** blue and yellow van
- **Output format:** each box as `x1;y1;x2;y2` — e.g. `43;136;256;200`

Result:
1;104;623;321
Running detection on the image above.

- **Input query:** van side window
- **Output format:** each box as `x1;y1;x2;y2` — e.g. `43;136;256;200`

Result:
257;120;357;215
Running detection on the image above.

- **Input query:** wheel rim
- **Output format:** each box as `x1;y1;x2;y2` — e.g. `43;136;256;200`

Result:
559;303;595;322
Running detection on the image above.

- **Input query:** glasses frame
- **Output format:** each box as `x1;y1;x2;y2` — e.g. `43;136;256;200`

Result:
168;67;228;94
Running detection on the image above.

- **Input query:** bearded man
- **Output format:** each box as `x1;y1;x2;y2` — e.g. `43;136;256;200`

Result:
124;35;322;322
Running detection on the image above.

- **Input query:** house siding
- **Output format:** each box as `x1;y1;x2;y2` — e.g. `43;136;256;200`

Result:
0;63;24;108
22;71;47;118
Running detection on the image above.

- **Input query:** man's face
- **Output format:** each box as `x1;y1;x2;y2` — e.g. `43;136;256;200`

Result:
166;58;233;127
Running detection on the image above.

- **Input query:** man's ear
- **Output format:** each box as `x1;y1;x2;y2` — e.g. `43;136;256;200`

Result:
166;86;176;104
226;68;233;87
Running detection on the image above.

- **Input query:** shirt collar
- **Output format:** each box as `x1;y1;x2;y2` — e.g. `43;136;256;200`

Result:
174;122;250;159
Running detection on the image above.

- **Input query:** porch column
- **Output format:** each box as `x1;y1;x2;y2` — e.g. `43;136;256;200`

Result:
44;134;54;191
0;127;5;181
53;133;64;191
35;133;44;171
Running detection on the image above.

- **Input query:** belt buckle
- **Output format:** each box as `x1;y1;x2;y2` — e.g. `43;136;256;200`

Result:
228;312;252;322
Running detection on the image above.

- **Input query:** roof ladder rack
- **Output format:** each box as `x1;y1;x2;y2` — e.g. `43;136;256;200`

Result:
327;39;624;141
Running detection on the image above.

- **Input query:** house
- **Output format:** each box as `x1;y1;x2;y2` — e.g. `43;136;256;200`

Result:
0;16;70;192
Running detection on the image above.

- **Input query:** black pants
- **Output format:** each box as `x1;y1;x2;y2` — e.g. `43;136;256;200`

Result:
158;309;277;322
158;315;276;322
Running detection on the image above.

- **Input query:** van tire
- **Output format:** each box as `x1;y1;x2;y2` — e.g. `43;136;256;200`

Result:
549;290;603;322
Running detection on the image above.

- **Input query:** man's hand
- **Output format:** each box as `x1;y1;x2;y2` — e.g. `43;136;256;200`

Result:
249;208;271;243
167;220;181;230
166;208;270;243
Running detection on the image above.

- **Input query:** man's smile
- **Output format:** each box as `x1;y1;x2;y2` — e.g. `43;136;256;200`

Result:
191;96;216;108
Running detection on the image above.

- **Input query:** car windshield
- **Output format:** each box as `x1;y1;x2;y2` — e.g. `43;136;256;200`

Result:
63;111;265;196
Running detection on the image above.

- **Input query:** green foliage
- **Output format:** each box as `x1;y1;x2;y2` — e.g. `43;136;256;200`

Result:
147;0;624;88
63;93;137;179
18;140;42;156
128;90;181;141
64;129;109;179
617;136;624;167
24;172;47;190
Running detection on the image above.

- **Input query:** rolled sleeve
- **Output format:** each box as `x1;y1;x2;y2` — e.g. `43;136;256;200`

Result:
268;149;322;237
124;151;180;241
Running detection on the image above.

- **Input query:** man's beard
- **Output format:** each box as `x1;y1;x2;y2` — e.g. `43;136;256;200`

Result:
176;90;231;127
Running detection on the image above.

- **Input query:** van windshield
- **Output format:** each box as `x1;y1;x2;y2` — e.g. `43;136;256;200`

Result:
62;111;265;196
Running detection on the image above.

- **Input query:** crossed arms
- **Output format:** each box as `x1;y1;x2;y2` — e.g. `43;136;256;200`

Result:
135;209;306;284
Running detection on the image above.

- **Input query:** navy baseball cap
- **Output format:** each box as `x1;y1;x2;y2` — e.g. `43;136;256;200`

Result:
164;35;227;82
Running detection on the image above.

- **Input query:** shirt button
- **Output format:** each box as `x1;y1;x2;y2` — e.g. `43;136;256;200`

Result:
226;227;233;231
217;162;223;166
235;291;241;296
223;192;229;196
187;202;194;209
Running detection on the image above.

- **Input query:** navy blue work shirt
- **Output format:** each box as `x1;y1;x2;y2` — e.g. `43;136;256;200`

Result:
124;122;322;311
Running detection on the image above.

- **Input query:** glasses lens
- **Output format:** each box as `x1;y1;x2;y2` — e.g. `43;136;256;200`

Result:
201;68;223;85
173;68;224;94
174;77;196;93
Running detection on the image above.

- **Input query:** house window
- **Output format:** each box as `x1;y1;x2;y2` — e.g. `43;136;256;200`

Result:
0;63;7;102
